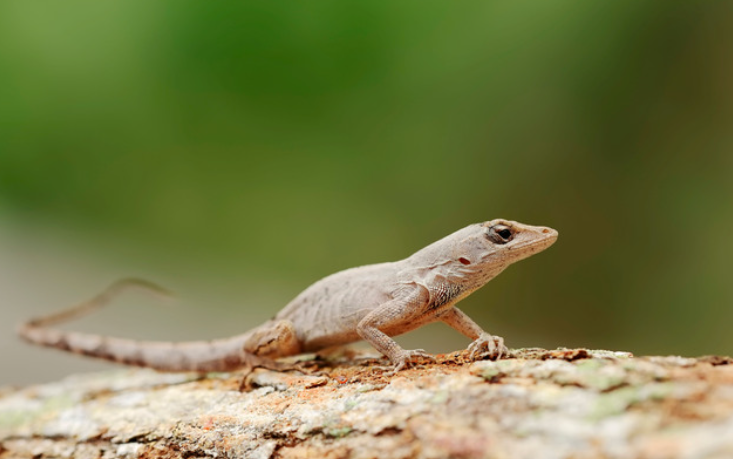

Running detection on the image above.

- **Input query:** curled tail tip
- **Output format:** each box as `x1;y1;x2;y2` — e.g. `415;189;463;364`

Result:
16;321;32;339
16;321;45;344
109;277;177;301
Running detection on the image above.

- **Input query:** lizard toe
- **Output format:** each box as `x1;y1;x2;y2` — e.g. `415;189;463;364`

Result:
392;349;436;371
468;333;508;361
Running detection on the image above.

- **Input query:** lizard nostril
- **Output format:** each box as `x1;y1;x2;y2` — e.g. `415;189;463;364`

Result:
542;228;550;234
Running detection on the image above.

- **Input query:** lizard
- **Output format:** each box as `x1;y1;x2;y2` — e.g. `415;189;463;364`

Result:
19;219;558;375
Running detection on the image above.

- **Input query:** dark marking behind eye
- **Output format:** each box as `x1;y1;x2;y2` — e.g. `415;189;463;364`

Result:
458;257;471;265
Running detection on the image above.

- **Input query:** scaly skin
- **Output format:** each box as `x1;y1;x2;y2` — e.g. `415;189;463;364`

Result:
19;219;558;373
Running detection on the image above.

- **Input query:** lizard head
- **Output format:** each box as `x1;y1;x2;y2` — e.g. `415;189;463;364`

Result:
407;219;558;284
479;219;558;261
449;219;558;278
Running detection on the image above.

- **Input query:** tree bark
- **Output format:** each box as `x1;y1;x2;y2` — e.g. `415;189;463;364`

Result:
2;348;732;459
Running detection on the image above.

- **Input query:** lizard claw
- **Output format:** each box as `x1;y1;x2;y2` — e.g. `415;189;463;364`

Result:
467;333;508;361
392;349;436;372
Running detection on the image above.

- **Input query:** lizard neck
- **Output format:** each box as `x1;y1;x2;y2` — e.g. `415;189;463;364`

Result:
399;253;508;293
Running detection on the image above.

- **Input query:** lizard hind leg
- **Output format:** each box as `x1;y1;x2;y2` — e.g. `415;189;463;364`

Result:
244;320;303;359
237;320;307;391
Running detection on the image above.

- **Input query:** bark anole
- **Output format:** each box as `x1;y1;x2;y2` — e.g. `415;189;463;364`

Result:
19;219;558;373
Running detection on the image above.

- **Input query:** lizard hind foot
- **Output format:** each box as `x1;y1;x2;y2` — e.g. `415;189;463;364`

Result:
467;332;509;361
392;349;436;372
237;356;306;391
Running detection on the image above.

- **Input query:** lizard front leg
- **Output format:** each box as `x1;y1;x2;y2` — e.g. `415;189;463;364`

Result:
357;287;436;371
439;307;508;360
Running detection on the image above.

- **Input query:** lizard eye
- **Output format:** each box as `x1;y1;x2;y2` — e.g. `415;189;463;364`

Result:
486;225;514;244
498;228;512;239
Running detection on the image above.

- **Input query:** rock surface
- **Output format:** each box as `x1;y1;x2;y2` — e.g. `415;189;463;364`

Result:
2;348;733;459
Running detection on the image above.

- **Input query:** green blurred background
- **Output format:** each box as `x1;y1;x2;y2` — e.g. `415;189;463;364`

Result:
1;2;732;385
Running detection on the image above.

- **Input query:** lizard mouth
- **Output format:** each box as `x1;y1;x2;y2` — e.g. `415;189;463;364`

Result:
509;228;558;252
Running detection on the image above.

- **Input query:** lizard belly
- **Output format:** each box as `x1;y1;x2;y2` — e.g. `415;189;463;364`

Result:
301;329;363;352
276;262;399;352
297;293;385;351
283;286;392;352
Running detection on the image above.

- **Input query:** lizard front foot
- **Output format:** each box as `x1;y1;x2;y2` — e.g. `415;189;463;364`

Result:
392;349;436;372
467;333;508;361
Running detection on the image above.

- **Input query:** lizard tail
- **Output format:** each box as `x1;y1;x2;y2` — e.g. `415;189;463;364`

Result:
17;279;269;372
21;278;175;329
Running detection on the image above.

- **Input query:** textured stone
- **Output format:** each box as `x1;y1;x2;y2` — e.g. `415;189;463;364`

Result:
2;349;732;459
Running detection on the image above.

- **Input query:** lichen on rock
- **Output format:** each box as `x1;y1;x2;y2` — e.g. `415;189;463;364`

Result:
2;348;732;459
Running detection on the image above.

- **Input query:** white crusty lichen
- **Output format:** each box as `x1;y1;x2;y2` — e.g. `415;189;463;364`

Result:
2;349;733;459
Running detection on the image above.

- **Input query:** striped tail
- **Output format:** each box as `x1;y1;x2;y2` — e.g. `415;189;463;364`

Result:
17;278;273;372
